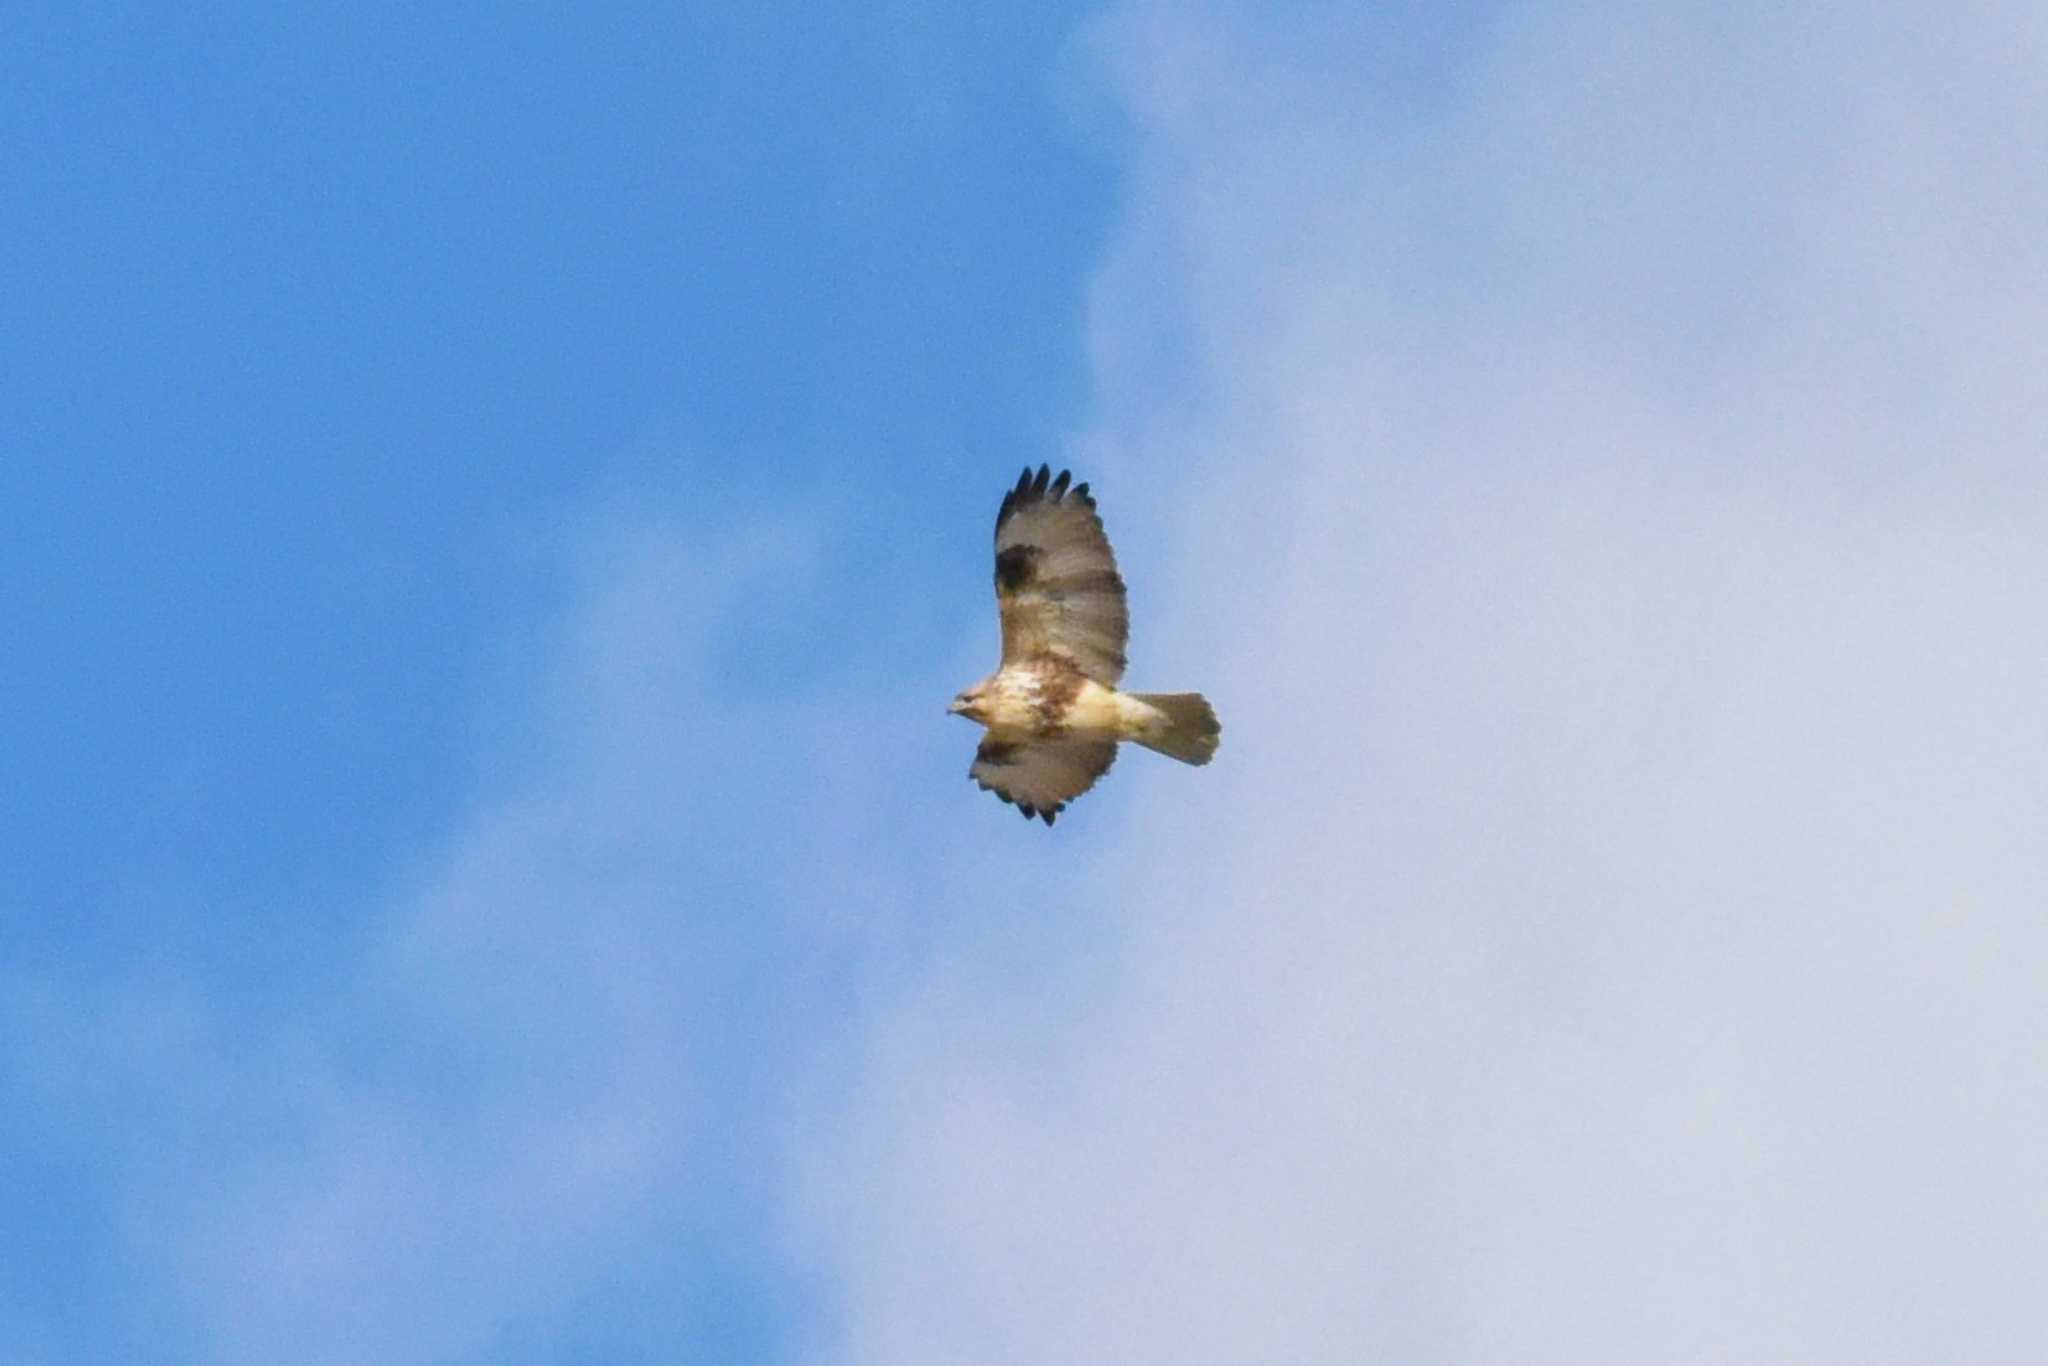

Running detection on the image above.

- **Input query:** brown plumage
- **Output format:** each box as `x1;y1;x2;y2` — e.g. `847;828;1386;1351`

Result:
949;465;1220;825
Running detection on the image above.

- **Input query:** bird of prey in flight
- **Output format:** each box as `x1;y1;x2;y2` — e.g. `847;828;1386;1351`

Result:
949;465;1220;825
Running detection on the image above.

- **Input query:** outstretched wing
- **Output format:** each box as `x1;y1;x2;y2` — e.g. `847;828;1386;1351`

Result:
994;465;1128;684
971;736;1117;826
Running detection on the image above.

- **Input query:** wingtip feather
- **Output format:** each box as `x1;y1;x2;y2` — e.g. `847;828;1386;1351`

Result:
997;464;1095;536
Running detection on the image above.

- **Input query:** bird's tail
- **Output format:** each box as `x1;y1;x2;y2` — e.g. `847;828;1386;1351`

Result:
1128;693;1221;766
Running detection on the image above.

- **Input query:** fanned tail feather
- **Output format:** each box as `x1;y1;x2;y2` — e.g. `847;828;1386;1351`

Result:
1129;692;1220;766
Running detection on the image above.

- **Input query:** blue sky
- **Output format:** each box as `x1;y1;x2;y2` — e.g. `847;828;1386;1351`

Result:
5;3;1115;1357
4;1;1110;945
8;3;2048;1364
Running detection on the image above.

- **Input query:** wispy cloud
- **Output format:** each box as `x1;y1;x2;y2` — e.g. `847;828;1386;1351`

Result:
9;497;912;1363
14;4;2044;1361
796;3;2048;1362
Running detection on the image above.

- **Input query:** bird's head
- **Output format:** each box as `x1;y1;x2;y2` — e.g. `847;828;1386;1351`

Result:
948;685;988;723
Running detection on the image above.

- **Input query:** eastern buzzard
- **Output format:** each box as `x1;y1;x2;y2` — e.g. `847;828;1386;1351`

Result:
949;466;1220;824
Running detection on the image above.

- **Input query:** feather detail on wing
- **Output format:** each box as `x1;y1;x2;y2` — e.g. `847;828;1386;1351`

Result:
970;736;1117;826
994;464;1128;684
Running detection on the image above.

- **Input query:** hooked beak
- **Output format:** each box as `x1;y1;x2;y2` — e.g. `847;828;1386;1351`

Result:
948;696;975;718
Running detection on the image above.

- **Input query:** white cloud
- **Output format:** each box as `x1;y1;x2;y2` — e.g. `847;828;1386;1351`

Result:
14;6;2045;1361
795;3;2048;1363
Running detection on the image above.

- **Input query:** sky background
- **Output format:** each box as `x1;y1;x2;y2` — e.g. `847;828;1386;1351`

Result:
6;1;2047;1363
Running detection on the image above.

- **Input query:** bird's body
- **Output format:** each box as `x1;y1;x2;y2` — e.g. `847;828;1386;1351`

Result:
950;465;1220;825
974;654;1122;737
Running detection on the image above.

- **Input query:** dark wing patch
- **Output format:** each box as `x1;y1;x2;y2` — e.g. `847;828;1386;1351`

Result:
993;544;1041;593
970;736;1117;826
993;465;1129;685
